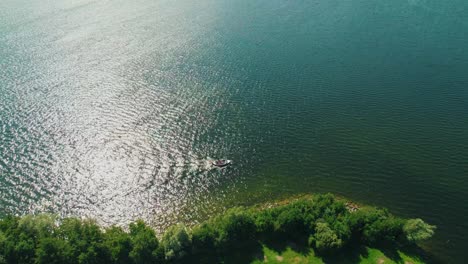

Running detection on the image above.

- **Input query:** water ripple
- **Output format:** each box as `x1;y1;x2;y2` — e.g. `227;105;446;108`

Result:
1;1;468;263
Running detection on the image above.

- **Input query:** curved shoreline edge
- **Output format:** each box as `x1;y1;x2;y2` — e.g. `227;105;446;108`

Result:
0;193;438;264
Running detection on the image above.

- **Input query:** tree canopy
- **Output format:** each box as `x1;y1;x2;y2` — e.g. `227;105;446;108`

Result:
403;218;436;242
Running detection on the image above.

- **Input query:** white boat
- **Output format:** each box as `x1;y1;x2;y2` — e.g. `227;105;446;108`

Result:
212;159;232;167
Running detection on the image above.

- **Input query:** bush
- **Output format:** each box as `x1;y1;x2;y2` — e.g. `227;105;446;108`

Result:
160;224;191;260
403;218;436;242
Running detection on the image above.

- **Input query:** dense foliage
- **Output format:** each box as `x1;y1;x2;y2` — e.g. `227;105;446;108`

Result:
0;194;435;263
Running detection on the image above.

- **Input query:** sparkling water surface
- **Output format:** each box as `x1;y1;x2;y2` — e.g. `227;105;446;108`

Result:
1;0;467;262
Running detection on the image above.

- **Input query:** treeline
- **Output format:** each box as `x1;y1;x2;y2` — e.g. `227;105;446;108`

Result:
0;194;435;264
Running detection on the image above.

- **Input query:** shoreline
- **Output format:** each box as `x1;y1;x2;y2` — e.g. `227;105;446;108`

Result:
0;193;437;264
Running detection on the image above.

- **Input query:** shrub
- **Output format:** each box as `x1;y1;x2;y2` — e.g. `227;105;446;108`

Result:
161;224;191;260
403;218;436;242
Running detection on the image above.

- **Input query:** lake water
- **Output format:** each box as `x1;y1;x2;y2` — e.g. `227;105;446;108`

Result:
1;0;467;262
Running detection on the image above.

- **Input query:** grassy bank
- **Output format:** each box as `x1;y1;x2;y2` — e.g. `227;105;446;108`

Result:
0;193;436;264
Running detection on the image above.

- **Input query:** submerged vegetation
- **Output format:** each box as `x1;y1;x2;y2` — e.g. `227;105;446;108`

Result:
0;194;435;263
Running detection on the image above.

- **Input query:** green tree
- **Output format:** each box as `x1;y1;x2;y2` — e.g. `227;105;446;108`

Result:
362;217;405;245
1;215;56;264
403;218;436;242
57;218;109;264
348;208;391;238
35;237;73;264
330;218;351;244
309;194;340;222
0;230;6;263
18;214;56;238
253;210;276;235
191;223;217;254
274;207;305;236
0;216;19;263
103;226;132;264
129;220;160;264
13;235;35;264
160;224;191;260
215;208;256;249
310;221;343;252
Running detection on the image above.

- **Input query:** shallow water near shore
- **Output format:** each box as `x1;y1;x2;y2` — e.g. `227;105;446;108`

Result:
1;0;467;262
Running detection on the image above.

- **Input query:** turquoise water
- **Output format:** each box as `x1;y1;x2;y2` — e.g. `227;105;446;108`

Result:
1;0;467;262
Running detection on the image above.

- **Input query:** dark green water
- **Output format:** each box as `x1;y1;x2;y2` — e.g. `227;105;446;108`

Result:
1;0;467;262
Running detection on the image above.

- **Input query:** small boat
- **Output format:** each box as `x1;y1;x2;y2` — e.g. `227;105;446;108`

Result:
212;159;232;167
